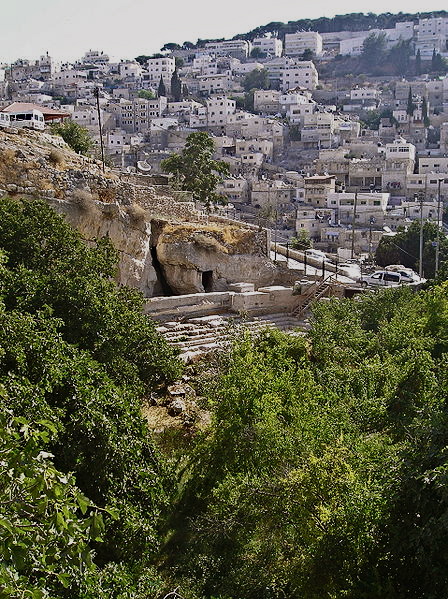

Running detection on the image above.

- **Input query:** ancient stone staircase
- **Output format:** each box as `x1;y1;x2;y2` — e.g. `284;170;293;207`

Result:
156;312;306;363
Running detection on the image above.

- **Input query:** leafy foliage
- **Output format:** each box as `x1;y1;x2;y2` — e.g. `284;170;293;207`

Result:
158;76;167;98
51;120;93;155
375;220;448;279
164;283;448;598
242;68;270;93
0;197;182;597
161;132;229;210
0;406;106;598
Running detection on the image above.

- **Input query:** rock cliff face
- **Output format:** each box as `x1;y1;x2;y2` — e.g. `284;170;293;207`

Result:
156;223;276;294
0;127;276;297
49;199;158;296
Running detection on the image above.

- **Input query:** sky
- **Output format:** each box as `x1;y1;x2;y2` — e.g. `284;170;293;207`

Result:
1;0;448;64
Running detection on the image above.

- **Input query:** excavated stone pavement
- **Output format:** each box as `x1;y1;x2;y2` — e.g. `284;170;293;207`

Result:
156;312;308;363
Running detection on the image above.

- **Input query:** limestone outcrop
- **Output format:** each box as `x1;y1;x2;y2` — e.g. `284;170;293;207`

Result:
0;127;276;297
156;223;276;294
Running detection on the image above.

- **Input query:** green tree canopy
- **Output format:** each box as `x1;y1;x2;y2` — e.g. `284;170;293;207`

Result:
361;32;387;70
51;120;92;155
242;68;270;92
137;89;155;100
375;220;448;278
161;132;229;210
0;197;183;594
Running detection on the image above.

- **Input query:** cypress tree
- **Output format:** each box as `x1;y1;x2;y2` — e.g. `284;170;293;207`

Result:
422;96;430;127
170;69;182;102
415;49;422;75
406;87;415;117
431;48;437;72
157;75;166;98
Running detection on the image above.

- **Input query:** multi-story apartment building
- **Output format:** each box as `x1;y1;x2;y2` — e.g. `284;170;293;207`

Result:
216;176;250;204
6;55;59;81
418;156;448;173
198;73;231;95
280;61;319;91
301;112;337;148
81;50;110;65
253;90;281;113
204;40;251;59
252;37;283;57
416;17;448;58
108;97;168;133
235;138;273;161
251;179;295;209
118;61;142;80
304;174;337;207
145;57;175;88
284;32;323;57
327;191;389;226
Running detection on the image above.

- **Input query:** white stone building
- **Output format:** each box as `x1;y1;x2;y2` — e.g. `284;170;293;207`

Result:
280;61;318;91
284;32;323;57
204;40;251;59
252;37;283;57
145;57;175;88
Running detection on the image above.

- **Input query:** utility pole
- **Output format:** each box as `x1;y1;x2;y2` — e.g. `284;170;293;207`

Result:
93;87;105;173
419;193;424;279
350;190;358;260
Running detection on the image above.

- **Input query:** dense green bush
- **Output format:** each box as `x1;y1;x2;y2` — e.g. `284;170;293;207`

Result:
0;197;182;597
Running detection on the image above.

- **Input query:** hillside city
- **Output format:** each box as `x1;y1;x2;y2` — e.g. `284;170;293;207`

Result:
1;13;448;260
4;10;448;599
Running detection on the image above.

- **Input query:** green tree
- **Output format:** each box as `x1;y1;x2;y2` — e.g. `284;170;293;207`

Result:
361;32;387;70
375;220;448;278
0;197;184;595
242;68;270;92
137;89;155;100
250;47;266;59
406;87;416;116
161;132;229;210
0;407;107;598
415;48;422;75
170;68;182;102
175;56;184;68
389;39;412;76
290;230;312;250
134;55;150;66
161;42;181;52
431;50;448;73
157;75;166;97
301;48;314;61
51;120;92;155
431;48;438;71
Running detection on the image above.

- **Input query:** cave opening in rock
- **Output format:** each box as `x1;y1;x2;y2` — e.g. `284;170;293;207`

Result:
151;246;174;296
202;270;214;292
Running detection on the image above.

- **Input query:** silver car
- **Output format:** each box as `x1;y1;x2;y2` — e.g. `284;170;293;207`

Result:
359;270;402;288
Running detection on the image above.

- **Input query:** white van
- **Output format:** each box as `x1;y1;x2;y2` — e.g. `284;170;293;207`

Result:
359;270;402;287
8;109;45;130
0;112;11;128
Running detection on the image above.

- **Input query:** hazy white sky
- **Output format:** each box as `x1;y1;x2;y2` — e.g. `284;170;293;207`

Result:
1;0;447;64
